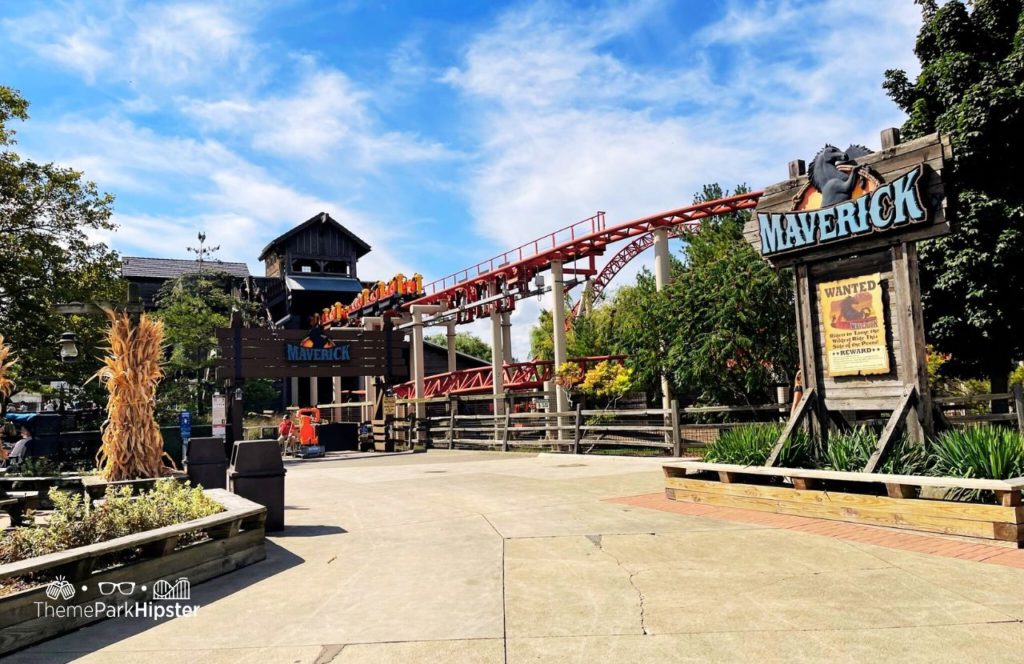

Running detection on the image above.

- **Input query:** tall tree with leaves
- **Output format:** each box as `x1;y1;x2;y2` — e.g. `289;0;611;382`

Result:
662;184;796;404
425;331;493;362
884;0;1024;404
154;270;262;421
0;86;123;398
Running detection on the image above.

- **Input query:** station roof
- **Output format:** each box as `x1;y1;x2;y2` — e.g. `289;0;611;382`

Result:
121;257;251;280
258;212;372;261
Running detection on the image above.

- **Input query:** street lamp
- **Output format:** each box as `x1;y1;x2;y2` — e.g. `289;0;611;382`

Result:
58;331;79;363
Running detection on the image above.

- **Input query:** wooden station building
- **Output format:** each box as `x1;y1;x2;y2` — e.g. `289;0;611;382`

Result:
122;212;487;412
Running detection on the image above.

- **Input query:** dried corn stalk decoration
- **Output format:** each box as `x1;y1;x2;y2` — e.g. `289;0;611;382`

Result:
0;334;15;400
93;310;175;480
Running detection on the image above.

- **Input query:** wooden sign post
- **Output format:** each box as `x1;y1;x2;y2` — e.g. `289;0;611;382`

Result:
746;128;953;470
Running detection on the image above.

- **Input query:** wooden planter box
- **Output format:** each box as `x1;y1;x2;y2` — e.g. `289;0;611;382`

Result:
664;461;1024;546
0;489;266;656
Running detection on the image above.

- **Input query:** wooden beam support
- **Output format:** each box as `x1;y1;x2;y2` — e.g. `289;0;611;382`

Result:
885;483;917;499
792;478;820;491
1014;384;1024;434
864;386;918;473
766;388;815;467
995;490;1021;507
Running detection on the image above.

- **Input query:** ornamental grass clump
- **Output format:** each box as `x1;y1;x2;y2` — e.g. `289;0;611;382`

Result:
823;427;931;475
703;423;812;467
93;311;174;481
930;427;1024;481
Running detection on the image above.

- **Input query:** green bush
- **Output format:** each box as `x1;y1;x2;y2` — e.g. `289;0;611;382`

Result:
704;423;811;467
0;480;223;567
930;427;1024;481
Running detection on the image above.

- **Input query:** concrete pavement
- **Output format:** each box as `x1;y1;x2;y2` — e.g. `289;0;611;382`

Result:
10;450;1024;663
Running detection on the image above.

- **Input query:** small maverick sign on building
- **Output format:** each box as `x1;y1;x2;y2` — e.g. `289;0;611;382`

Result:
285;344;351;362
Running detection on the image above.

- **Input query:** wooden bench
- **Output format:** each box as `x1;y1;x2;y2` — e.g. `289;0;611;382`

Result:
663;461;1024;545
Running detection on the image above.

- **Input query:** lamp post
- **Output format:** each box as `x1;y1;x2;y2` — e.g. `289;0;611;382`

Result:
58;331;79;363
56;330;78;414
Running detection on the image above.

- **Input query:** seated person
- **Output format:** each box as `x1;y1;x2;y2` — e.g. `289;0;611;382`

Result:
277;414;295;455
5;425;33;466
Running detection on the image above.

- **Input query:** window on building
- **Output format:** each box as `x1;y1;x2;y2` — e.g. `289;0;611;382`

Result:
291;259;320;274
322;260;350;276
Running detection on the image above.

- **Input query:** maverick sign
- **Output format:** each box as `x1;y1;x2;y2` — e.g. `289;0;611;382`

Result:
748;129;952;454
758;167;928;257
216;327;409;380
744;132;951;268
285;343;351;362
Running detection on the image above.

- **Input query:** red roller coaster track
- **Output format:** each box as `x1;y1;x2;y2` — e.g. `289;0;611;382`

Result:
569;220;705;318
405;191;762;320
393;355;626;399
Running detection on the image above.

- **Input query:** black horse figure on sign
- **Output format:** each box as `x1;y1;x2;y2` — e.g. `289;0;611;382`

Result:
807;144;873;207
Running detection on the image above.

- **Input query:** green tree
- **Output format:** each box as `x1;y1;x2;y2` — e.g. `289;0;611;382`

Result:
662;184;796;404
154;270;262;421
883;0;1024;405
425;331;492;362
0;86;123;402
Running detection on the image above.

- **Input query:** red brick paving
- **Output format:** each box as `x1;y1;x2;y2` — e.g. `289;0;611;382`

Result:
607;492;1024;570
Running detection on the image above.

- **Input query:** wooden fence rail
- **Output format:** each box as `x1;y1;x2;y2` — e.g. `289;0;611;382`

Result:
934;386;1024;432
396;386;1023;455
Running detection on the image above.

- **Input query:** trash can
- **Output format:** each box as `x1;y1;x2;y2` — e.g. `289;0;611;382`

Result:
184;436;229;490
228;439;286;531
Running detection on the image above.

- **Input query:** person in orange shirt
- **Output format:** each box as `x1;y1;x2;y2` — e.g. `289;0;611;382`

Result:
277;414;295;455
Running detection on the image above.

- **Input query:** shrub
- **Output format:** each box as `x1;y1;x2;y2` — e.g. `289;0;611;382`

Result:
0;480;223;568
930;427;1024;481
4;457;95;477
822;427;877;472
823;427;930;475
704;423;811;467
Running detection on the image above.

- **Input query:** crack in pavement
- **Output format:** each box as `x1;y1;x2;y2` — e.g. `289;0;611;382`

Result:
313;643;345;664
588;533;650;636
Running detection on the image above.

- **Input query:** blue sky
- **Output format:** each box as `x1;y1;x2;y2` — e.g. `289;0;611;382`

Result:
1;0;922;358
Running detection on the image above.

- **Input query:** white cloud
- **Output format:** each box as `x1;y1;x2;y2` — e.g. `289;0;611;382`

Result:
32;113;412;279
184;68;451;167
445;0;923;357
3;2;257;90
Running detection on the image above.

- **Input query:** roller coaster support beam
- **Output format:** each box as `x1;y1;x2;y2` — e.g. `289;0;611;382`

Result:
410;305;443;419
446;321;458;373
551;261;569;440
490;297;506;428
361;317;384;422
653;228;673;412
501;312;513;364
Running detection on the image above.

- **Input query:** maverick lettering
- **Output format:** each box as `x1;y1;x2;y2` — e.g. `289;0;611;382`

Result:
758;166;928;256
285;344;351;362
